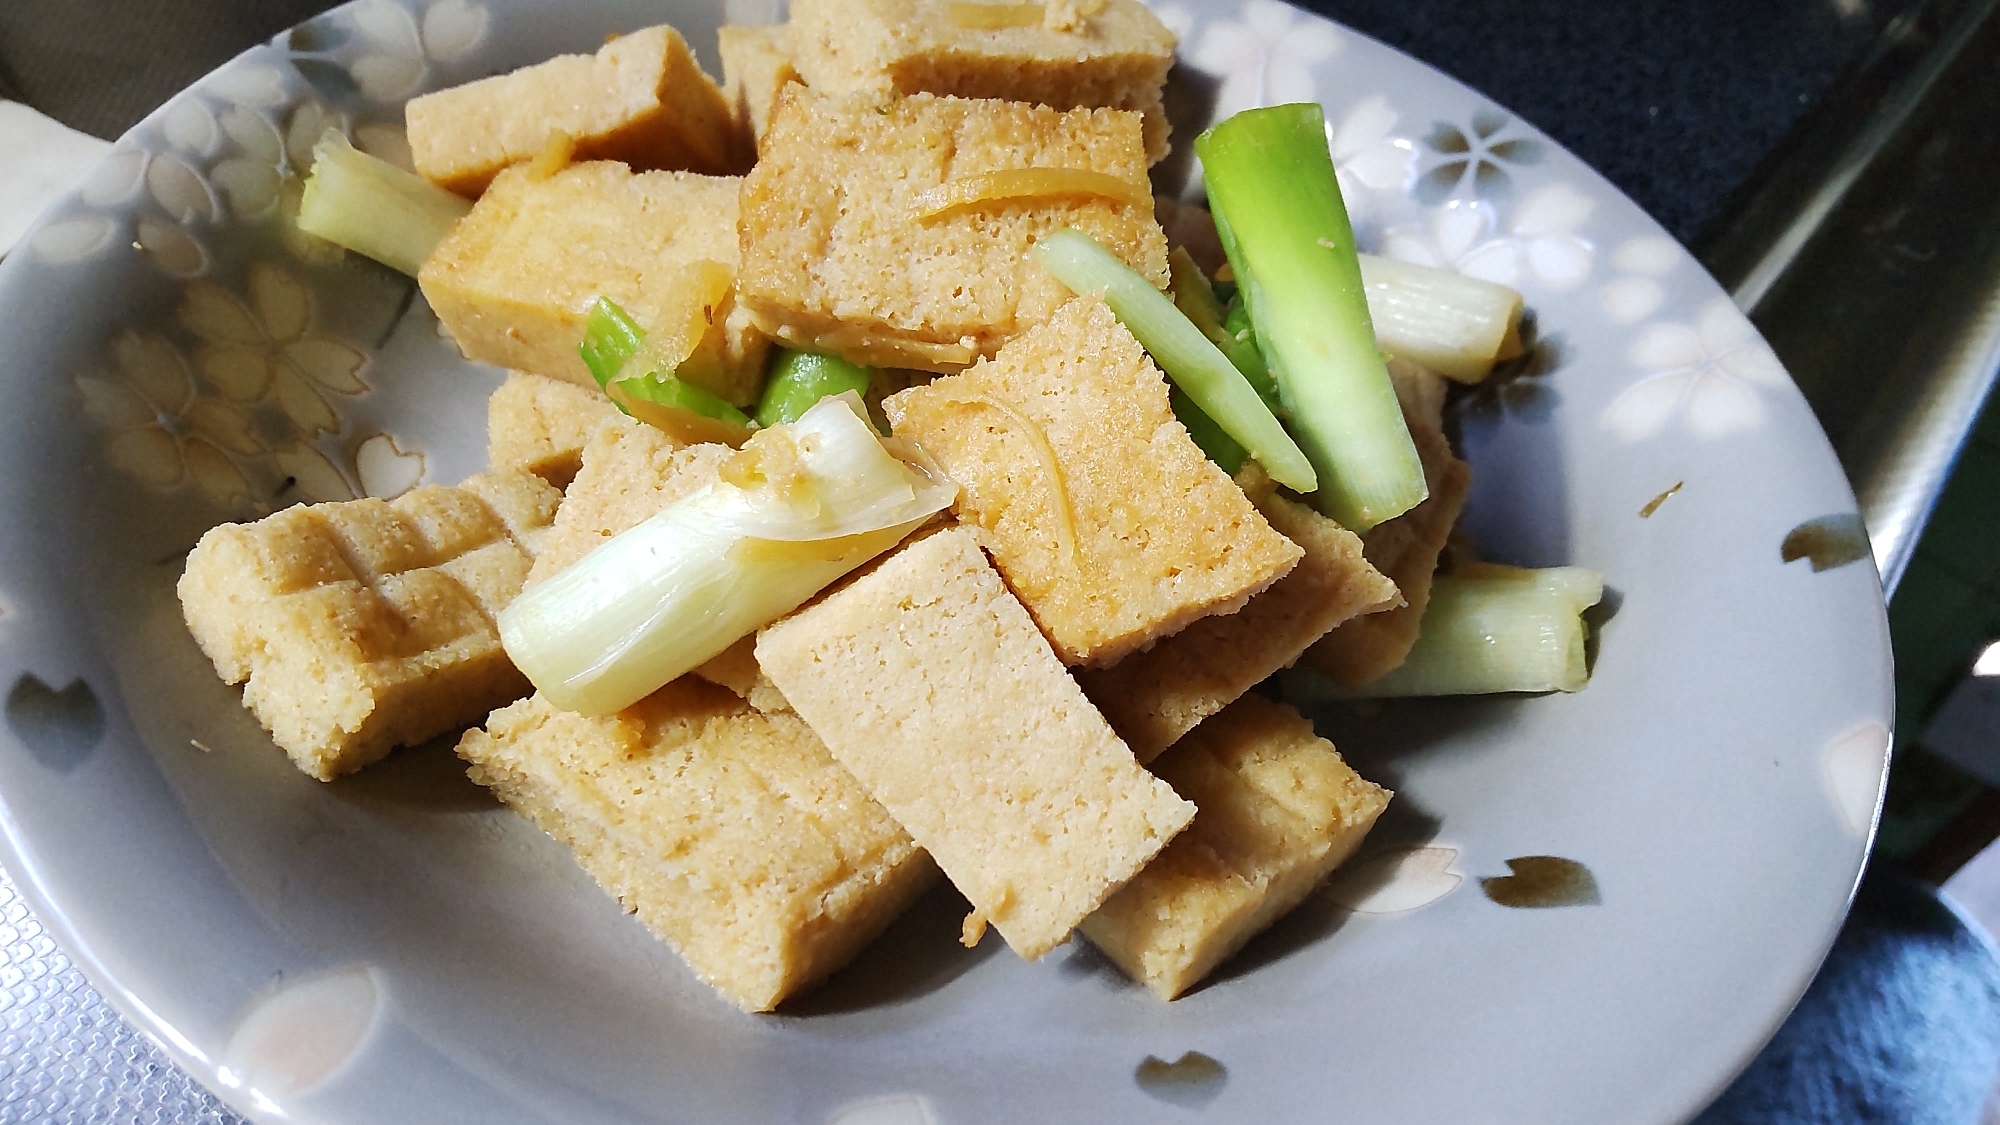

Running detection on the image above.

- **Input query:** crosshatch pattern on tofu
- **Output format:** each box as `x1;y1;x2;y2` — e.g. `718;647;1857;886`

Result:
1080;694;1391;999
458;678;938;1012
737;89;1168;372
177;471;561;781
884;295;1301;667
786;0;1176;160
756;526;1196;959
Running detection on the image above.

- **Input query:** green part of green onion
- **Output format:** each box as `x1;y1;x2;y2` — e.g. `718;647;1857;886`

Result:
1197;103;1427;530
755;349;877;428
618;368;755;427
296;129;470;277
1220;290;1280;411
1031;228;1316;494
1357;566;1605;697
580;297;648;390
1170;386;1247;476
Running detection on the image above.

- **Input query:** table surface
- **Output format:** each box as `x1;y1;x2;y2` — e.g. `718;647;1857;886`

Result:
0;0;1922;1120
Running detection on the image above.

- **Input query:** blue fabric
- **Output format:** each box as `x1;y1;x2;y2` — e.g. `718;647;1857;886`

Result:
1698;868;2000;1124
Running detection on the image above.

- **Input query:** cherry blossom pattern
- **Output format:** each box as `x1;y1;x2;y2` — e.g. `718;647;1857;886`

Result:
1600;297;1788;441
1381;182;1594;292
1600;235;1682;325
343;0;491;103
1329;96;1416;235
1823;721;1890;837
355;433;427;499
75;334;262;509
1415;107;1542;204
1186;0;1342;123
179;263;370;438
1323;846;1464;914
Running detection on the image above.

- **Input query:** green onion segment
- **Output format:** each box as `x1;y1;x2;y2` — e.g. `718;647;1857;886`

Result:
1197;103;1426;530
1359;564;1604;697
581;297;755;444
499;392;955;715
756;349;876;428
1032;228;1315;493
296;130;470;277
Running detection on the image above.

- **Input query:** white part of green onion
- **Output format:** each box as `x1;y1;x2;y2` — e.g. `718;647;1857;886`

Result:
1359;254;1524;383
498;394;954;716
296;130;470;277
1357;565;1605;697
1032;228;1317;494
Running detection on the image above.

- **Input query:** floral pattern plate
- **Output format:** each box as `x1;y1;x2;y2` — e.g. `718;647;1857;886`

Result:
0;0;1890;1122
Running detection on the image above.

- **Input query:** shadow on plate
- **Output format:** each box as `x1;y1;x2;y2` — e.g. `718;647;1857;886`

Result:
781;880;1001;1017
325;731;499;814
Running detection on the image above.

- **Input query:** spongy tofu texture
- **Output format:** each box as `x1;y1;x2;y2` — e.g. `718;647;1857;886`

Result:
1305;371;1472;688
719;24;802;149
178;471;561;781
755;526;1195;959
457;679;938;1012
1080;694;1390;999
419;161;768;404
787;0;1175;160
738;90;1168;372
485;372;625;489
884;296;1301;667
406;24;741;197
1077;466;1399;762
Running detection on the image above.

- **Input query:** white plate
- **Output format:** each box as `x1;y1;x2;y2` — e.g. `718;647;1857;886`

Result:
0;1;1891;1121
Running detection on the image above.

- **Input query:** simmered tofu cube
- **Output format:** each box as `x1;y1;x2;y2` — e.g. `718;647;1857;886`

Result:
718;24;803;150
485;371;624;489
458;678;938;1011
407;24;742;197
419;161;769;405
178;471;560;780
738;90;1167;372
1080;694;1390;999
756;526;1195;959
788;0;1175;161
1077;466;1400;762
883;296;1301;667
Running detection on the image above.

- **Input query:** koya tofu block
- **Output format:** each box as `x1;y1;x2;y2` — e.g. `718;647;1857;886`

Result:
1077;465;1400;762
719;24;803;150
1080;694;1390;999
178;471;561;780
1305;371;1472;688
755;526;1194;959
787;0;1175;161
407;24;742;197
485;371;624;489
738;90;1167;372
884;296;1301;667
458;678;938;1012
419;161;769;405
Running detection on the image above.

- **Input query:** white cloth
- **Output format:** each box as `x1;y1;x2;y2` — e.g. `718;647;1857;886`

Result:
0;101;111;258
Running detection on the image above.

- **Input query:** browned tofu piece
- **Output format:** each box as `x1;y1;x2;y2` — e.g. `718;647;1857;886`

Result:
406;24;741;197
486;372;624;489
1304;370;1472;688
178;471;561;780
738;90;1167;372
1077;466;1400;762
1080;694;1390;999
883;296;1300;666
458;678;938;1011
419;161;769;405
756;527;1194;959
719;24;803;151
788;0;1175;161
